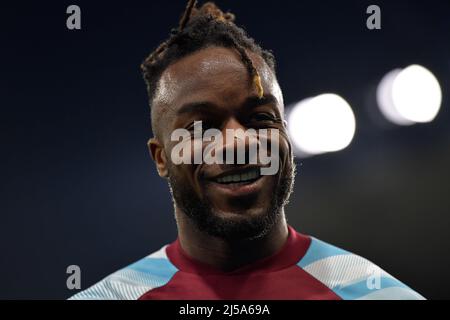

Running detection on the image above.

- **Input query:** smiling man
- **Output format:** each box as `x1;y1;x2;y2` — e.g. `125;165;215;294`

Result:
70;0;424;300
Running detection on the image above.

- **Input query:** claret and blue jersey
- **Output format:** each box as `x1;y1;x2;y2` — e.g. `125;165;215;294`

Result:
70;226;424;300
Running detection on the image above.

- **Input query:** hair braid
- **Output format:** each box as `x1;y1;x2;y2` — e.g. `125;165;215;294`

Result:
141;0;275;120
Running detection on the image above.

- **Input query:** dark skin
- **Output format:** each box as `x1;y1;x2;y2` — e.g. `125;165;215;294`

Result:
148;46;293;271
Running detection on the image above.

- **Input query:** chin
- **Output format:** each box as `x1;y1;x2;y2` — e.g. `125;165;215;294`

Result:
212;205;269;220
203;204;279;239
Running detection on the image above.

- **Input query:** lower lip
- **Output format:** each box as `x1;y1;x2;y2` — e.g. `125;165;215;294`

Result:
204;175;269;197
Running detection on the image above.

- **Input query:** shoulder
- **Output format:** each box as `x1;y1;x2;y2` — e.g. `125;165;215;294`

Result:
297;236;425;300
69;245;178;300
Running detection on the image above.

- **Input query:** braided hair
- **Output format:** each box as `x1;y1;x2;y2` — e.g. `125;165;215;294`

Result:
141;0;276;121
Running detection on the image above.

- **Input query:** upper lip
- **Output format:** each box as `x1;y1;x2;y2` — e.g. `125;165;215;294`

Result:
203;165;263;181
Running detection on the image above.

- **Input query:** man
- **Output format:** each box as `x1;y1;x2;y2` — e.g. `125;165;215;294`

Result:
71;0;424;300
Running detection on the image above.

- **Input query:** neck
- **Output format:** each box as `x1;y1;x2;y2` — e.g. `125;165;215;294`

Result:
175;209;289;272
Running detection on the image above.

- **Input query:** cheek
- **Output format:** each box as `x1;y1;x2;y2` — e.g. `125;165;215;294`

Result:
278;131;294;168
168;163;194;182
167;161;204;195
166;139;206;191
266;127;292;158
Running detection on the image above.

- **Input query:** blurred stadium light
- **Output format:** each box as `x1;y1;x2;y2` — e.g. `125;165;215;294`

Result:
287;93;356;157
376;65;442;125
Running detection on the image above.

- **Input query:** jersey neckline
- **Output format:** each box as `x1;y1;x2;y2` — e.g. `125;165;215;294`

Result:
165;225;311;275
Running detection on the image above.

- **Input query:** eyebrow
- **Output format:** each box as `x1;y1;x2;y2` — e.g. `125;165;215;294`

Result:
176;94;278;116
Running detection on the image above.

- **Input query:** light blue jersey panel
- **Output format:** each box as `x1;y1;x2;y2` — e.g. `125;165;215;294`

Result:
298;237;425;300
69;245;178;300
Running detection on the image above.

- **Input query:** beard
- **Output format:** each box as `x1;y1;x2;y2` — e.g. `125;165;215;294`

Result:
167;160;296;241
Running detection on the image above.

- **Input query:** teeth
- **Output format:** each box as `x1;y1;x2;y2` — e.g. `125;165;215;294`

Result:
249;170;258;180
216;169;260;184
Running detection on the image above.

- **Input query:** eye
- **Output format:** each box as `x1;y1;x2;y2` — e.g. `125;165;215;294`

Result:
250;112;278;123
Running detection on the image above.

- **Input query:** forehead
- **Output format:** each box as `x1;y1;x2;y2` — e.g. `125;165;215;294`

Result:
153;46;284;118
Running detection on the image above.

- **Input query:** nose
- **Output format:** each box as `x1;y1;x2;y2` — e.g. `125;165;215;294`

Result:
220;118;259;165
222;118;246;143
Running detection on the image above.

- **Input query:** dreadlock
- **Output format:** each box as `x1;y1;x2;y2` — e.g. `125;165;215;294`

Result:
141;0;276;120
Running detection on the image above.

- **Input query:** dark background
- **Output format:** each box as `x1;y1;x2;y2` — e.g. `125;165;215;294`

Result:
1;0;449;299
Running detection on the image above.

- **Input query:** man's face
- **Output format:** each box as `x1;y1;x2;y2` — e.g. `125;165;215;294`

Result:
150;46;295;240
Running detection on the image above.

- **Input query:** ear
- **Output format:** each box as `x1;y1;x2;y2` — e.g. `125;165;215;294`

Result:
148;138;169;178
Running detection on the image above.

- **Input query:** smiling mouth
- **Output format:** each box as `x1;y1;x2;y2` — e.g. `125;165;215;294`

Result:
212;167;262;185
